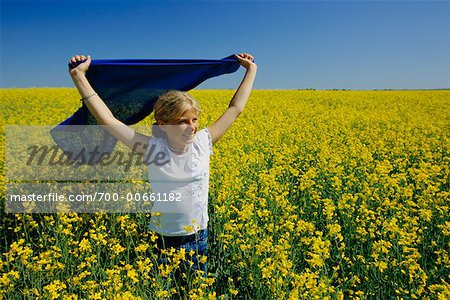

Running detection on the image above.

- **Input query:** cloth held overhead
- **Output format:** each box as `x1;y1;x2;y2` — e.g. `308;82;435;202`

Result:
51;55;241;165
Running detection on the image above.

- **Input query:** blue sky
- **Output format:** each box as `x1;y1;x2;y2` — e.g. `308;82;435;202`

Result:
1;0;449;89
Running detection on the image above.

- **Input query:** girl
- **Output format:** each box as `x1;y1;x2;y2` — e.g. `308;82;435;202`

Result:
68;53;257;278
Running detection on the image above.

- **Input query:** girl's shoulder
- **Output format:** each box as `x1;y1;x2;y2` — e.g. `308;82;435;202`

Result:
195;128;213;156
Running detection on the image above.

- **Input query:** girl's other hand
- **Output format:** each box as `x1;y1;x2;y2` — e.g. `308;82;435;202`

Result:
235;53;257;70
68;54;91;77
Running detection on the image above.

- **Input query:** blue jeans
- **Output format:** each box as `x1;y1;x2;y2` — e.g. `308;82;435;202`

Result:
155;229;208;276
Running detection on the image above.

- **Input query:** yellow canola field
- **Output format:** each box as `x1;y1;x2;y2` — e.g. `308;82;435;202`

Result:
0;89;449;299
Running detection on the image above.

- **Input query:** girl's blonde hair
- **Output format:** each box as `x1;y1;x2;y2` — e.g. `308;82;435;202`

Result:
152;90;202;138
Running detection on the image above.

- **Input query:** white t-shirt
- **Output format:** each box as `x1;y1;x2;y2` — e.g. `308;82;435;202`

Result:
145;128;213;236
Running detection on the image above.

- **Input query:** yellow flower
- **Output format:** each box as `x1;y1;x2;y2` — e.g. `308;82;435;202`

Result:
126;267;139;283
199;255;208;264
110;243;125;255
134;242;149;253
229;288;239;296
78;238;92;252
43;280;66;300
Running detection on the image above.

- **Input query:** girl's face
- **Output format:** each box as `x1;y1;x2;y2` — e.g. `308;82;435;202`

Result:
159;109;198;147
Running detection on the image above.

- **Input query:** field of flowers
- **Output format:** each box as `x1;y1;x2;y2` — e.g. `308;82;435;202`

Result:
0;88;449;299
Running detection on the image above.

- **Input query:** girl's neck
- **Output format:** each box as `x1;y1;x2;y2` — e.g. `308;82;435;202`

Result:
166;140;189;154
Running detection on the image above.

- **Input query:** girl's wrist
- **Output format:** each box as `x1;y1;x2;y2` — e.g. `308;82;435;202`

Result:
70;70;86;80
247;63;258;71
245;64;257;72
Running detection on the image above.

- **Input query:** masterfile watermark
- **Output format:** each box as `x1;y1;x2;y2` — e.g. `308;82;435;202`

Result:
5;125;200;213
26;142;169;171
6;125;194;181
5;182;192;213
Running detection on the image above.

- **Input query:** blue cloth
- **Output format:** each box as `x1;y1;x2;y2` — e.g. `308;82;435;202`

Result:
51;55;240;164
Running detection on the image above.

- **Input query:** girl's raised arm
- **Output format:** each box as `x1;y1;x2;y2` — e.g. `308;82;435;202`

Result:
69;55;150;155
207;53;257;144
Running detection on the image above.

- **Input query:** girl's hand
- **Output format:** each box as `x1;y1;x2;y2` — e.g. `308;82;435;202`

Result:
68;54;91;77
235;53;257;70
